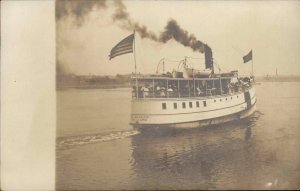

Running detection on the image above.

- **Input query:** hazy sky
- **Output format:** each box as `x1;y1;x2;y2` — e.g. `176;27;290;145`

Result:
57;0;300;76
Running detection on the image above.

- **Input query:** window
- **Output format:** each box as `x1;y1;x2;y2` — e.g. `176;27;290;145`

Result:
220;99;222;102
189;102;193;108
196;101;200;107
173;102;177;109
182;102;186;109
162;103;167;110
203;101;207;107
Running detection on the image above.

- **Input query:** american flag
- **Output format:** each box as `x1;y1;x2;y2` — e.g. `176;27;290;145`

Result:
109;33;134;60
243;50;252;63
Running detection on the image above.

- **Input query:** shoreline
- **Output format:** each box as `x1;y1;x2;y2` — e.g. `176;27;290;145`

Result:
56;80;300;90
57;84;131;90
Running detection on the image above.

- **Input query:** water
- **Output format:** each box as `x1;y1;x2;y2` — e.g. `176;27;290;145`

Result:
56;82;300;190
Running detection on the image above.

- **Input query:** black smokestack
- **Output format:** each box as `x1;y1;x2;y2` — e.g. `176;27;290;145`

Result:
204;45;213;71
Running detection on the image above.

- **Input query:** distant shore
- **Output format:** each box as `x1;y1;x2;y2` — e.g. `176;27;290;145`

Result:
57;83;131;90
56;74;300;90
255;76;300;82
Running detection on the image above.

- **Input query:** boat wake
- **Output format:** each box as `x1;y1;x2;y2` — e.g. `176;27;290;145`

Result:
57;130;139;150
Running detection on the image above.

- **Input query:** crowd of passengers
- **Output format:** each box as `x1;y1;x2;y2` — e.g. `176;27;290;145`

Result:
132;76;253;98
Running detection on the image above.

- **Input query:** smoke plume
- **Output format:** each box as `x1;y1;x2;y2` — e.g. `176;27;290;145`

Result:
112;0;206;53
112;0;158;41
56;0;107;26
56;0;208;53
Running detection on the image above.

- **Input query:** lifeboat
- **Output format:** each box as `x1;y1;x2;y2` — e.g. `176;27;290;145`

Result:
183;67;212;78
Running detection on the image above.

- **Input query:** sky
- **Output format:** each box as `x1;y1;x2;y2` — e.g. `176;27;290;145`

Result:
56;0;300;76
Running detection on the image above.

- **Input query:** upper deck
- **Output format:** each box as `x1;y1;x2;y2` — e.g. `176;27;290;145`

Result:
131;74;253;99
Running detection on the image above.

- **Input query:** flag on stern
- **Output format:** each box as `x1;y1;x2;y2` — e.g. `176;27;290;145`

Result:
243;50;252;63
109;33;134;60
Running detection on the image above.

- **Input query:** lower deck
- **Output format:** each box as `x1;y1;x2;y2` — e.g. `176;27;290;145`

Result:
131;86;256;127
133;102;256;129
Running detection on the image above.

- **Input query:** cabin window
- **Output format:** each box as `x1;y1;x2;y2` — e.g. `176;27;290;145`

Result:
189;102;193;108
162;103;167;110
203;101;207;107
182;102;186;109
173;103;177;109
196;101;200;107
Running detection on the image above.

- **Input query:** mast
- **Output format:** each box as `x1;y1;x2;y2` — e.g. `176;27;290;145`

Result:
251;49;254;77
133;30;138;98
211;58;214;74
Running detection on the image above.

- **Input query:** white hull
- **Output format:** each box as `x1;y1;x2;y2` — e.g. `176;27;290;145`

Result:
131;87;256;129
144;102;256;129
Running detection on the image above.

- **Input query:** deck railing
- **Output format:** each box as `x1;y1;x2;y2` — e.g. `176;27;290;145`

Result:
131;76;253;99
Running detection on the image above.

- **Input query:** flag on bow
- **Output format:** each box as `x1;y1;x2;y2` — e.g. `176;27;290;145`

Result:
243;50;252;63
109;33;134;60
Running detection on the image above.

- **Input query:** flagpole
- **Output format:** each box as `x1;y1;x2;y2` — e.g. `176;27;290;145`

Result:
251;49;254;80
133;30;138;98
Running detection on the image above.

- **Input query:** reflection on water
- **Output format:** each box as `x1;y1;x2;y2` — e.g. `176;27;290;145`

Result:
130;113;260;189
57;83;300;190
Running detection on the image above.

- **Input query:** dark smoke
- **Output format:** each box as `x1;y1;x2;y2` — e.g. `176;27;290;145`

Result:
113;0;206;53
56;0;210;54
112;0;158;40
159;20;205;53
56;0;107;26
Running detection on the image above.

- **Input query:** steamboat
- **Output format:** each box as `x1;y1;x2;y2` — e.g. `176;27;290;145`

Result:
129;47;256;128
109;32;256;129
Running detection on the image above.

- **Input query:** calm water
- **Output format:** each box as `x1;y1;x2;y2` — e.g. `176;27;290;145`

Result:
56;82;300;190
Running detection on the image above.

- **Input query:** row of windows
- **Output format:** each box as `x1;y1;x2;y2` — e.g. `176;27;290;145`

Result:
162;95;239;110
214;95;239;102
162;101;206;110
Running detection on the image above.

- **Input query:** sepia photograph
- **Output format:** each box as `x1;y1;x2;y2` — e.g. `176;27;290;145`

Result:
55;0;300;190
1;0;300;190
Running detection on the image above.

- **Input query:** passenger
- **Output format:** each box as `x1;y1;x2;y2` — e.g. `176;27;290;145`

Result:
136;86;142;98
158;86;165;97
154;86;160;97
172;85;178;97
141;86;149;98
167;86;173;92
167;85;173;97
227;83;232;94
196;87;202;96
